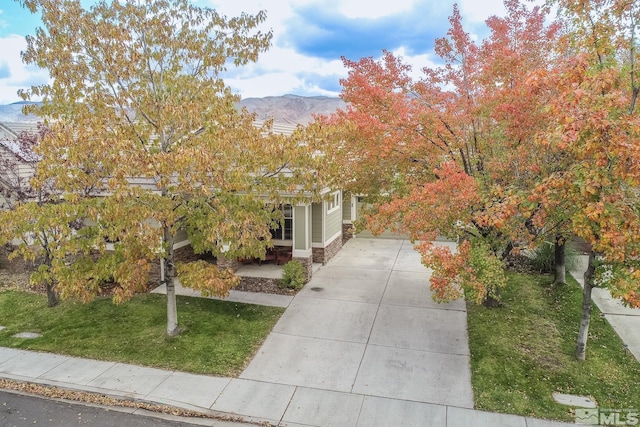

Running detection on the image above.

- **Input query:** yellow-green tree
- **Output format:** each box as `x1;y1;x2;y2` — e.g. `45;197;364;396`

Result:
16;0;312;335
0;124;98;308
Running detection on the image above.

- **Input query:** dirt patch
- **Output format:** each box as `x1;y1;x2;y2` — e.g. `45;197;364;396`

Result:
235;276;297;296
516;317;568;372
1;269;296;297
505;254;538;274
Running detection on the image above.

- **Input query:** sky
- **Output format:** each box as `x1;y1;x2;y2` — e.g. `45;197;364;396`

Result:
0;0;539;104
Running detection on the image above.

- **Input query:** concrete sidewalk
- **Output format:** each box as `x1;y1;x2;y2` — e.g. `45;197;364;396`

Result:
0;238;584;426
0;347;574;426
152;281;294;308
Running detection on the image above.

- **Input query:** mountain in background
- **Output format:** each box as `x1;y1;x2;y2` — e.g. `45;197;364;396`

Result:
239;94;345;124
0;102;42;123
0;95;345;124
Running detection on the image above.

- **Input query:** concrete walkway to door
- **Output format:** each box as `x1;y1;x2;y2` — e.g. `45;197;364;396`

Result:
240;238;474;413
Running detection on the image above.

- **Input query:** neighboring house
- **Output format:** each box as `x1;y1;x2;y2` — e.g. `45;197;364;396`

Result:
0;120;359;281
0;122;39;210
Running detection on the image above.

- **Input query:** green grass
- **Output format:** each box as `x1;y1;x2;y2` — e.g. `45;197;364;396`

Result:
0;291;284;376
467;272;640;421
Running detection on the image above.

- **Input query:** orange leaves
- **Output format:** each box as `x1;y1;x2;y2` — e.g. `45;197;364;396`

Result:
364;161;481;242
526;0;640;290
623;292;640;308
599;263;640;308
111;258;152;305
419;241;467;302
318;3;569;306
6;0;304;320
584;201;604;220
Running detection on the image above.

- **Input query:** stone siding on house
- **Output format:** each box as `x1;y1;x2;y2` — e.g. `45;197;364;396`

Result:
312;247;322;264
342;223;354;244
312;234;343;265
293;255;313;283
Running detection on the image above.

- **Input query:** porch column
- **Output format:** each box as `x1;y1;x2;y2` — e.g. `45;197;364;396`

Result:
293;203;313;282
342;193;356;243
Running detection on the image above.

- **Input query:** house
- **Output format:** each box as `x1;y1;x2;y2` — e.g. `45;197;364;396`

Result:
211;120;358;281
0;120;359;282
0;122;39;210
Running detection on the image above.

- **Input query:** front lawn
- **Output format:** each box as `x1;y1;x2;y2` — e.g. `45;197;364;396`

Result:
0;290;283;376
467;272;640;421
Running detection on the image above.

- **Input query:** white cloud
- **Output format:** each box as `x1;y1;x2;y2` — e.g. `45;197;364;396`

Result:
0;9;7;30
0;35;49;104
224;44;346;98
209;0;296;27
336;0;417;19
211;0;447;99
458;0;506;23
390;46;440;80
0;0;555;104
459;0;547;24
226;72;303;98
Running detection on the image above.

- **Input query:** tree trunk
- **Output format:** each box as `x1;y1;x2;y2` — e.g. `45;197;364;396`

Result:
46;282;58;307
554;234;566;284
163;227;179;336
43;254;57;307
483;287;501;307
574;250;595;361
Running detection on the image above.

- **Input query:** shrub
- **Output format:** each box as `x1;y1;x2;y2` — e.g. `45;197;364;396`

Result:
530;241;578;273
423;238;507;305
465;240;508;305
280;260;306;290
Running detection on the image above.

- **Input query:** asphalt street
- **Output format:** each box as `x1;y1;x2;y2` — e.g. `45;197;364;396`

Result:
0;390;239;427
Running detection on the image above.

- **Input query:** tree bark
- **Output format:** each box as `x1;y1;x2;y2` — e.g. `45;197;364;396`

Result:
163;227;179;336
483;292;501;307
43;254;57;307
554;234;566;284
46;282;58;307
574;250;595;361
483;286;501;307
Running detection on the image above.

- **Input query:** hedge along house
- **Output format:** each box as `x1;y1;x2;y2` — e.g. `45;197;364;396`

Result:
0;120;359;284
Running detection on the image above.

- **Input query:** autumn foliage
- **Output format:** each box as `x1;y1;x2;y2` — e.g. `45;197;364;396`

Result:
307;0;640;359
3;0;320;335
311;0;563;305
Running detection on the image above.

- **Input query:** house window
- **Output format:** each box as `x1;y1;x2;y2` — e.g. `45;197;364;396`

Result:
327;191;340;214
271;204;293;241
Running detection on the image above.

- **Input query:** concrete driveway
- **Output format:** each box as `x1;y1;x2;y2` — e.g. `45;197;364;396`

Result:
240;238;474;410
